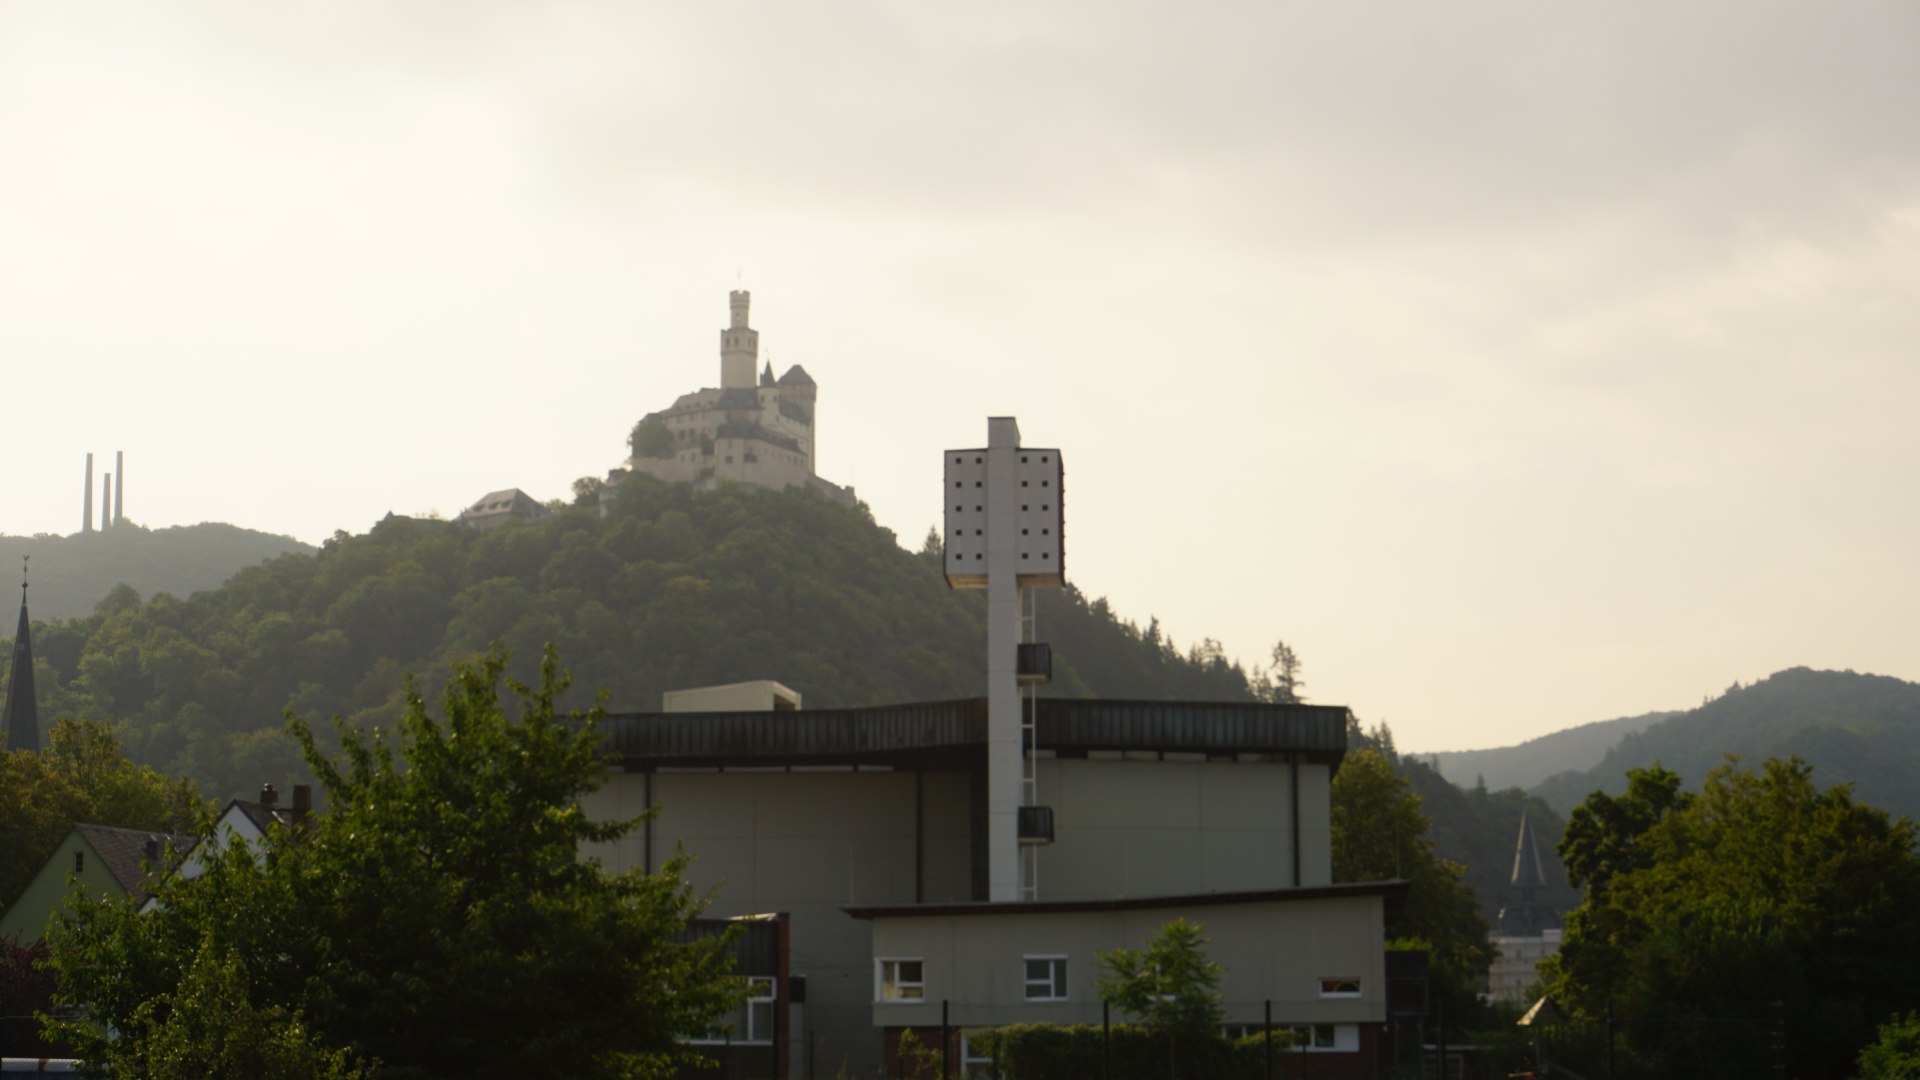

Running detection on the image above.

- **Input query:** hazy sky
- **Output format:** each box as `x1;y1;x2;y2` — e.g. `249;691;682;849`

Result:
4;2;1916;752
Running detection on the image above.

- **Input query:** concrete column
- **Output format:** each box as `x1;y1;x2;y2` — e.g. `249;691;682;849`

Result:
985;417;1021;901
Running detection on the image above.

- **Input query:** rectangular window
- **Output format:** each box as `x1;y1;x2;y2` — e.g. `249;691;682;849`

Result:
877;958;924;1002
689;976;777;1044
1221;1025;1346;1051
1319;977;1362;998
1023;956;1068;1001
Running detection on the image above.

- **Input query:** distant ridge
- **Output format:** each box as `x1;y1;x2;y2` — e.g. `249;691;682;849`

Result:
1530;667;1920;818
1424;711;1674;792
0;524;315;622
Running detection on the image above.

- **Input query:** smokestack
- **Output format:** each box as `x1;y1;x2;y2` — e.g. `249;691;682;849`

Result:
114;451;124;525
83;454;94;533
101;474;112;530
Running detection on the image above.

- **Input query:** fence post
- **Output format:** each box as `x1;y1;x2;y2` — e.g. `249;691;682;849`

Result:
1264;1000;1273;1079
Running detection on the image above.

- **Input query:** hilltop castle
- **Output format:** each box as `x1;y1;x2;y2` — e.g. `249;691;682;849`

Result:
615;291;856;506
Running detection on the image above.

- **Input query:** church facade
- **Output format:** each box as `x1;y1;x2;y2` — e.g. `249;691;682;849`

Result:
619;291;856;506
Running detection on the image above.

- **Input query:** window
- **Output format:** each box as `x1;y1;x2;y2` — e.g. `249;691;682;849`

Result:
1024;956;1068;1002
1319;977;1362;998
1221;1024;1341;1050
690;976;776;1044
877;958;924;1002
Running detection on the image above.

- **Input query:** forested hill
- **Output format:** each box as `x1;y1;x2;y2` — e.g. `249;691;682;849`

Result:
3;476;1266;800
1531;667;1920;818
0;524;315;622
1424;710;1674;792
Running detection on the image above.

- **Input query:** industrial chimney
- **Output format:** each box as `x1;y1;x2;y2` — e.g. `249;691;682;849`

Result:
82;454;94;533
114;450;124;526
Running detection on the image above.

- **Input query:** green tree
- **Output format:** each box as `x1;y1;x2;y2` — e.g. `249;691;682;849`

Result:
45;647;743;1079
1097;918;1224;1078
1330;748;1491;1010
1542;757;1920;1079
628;417;675;459
1557;764;1687;897
1252;639;1304;704
102;938;371;1079
0;718;203;910
1858;1012;1920;1080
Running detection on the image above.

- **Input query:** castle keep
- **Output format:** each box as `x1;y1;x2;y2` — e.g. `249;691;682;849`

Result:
620;291;855;506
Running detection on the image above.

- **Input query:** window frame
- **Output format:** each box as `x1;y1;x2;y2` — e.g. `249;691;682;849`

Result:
1022;955;1069;1002
688;975;778;1045
876;957;926;1003
1318;977;1362;998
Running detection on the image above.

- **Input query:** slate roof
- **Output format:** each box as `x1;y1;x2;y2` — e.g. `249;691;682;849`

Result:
73;823;182;898
1510;810;1547;887
776;364;814;386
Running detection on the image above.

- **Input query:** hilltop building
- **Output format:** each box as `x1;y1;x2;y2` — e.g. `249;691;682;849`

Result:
456;488;551;531
615;291;855;506
1488;811;1563;1002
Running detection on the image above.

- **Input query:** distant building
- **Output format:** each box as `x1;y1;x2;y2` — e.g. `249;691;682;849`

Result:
0;824;177;942
1488;811;1563;1002
583;692;1407;1078
620;291;856;506
456;488;551;531
2;570;38;753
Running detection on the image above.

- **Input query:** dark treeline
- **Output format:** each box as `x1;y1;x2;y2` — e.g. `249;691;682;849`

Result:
4;475;1263;799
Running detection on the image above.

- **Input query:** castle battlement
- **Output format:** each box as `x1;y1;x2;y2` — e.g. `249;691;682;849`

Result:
621;292;855;506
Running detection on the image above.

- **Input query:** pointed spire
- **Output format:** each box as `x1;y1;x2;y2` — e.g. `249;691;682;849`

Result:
1496;809;1558;936
1510;809;1547;887
761;360;775;387
3;556;39;753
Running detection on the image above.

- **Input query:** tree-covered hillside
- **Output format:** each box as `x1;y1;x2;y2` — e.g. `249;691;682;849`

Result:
1423;710;1674;792
2;476;1267;799
1532;667;1920;819
0;524;315;622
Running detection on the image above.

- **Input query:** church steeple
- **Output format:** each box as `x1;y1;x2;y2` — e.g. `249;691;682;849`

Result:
1496;810;1556;935
3;557;39;753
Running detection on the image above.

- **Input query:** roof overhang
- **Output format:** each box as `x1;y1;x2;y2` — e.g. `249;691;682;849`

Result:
601;697;1350;771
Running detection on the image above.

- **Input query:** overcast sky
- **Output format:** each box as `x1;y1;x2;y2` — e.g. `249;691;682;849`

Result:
3;2;1916;752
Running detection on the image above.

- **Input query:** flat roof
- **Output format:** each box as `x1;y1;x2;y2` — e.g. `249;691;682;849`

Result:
843;880;1410;921
601;697;1351;770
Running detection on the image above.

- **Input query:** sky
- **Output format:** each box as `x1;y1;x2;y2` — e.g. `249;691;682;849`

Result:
2;2;1916;753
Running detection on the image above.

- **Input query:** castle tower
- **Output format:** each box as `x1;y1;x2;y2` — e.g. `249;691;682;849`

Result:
720;290;759;390
3;559;39;752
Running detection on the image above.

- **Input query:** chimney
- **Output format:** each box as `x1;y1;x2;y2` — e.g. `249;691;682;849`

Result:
291;784;312;827
115;450;124;525
101;474;112;530
83;454;94;533
259;782;278;807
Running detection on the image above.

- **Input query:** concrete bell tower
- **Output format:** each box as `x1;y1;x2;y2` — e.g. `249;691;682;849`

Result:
721;290;760;390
